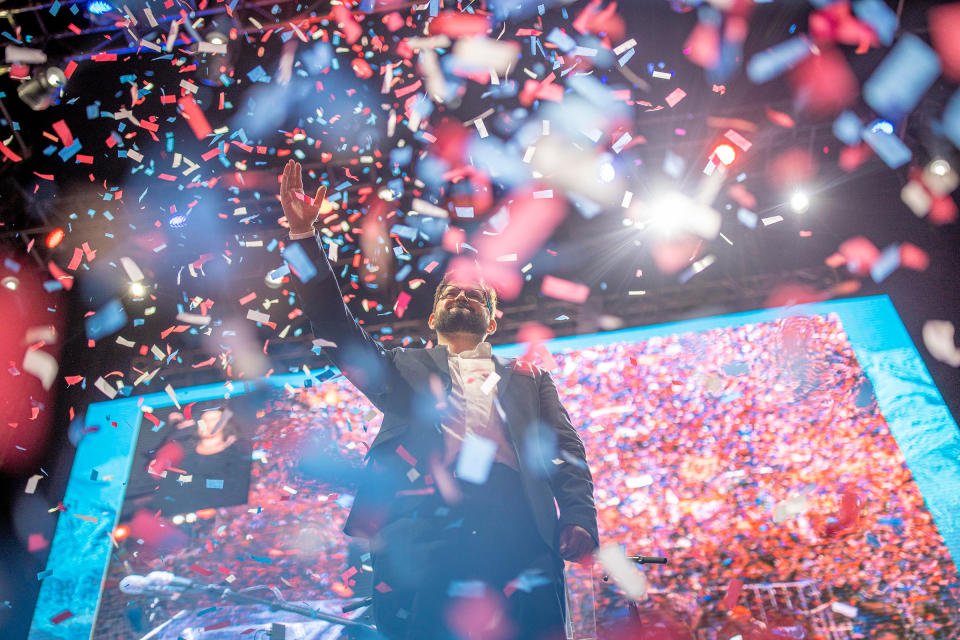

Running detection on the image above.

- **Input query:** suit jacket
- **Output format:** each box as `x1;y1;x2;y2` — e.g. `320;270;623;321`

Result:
288;235;599;554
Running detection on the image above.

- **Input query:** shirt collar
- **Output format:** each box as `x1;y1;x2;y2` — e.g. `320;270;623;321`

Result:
443;341;492;360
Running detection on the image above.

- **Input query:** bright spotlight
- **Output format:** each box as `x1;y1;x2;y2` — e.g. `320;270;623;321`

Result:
86;0;113;15
870;119;894;135
129;282;146;297
1;276;19;291
45;227;65;248
928;158;951;177
789;190;810;213
712;143;737;166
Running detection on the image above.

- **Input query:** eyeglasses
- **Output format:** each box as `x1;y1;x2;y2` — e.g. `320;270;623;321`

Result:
439;285;488;307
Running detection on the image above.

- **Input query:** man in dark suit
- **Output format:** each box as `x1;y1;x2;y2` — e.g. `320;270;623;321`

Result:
280;160;599;640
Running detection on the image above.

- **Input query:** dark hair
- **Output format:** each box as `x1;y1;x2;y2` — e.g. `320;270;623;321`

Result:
433;269;498;316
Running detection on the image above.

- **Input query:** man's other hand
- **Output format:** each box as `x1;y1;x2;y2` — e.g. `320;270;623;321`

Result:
558;525;596;563
280;159;327;234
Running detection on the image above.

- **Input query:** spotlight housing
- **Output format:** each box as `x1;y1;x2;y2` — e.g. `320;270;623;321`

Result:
17;67;67;111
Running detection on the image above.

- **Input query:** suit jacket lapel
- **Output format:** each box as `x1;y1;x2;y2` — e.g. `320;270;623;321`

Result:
493;354;514;397
426;346;452;388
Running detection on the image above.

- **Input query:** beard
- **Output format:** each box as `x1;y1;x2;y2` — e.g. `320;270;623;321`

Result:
433;303;488;336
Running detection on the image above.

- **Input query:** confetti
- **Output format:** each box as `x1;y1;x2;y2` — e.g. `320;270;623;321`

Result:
596;544;648;600
455;433;497;485
863;34;941;121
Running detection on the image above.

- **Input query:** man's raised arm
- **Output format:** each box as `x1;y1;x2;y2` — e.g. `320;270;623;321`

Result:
280;160;406;412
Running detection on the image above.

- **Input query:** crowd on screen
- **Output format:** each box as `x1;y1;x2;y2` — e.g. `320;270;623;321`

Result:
98;314;959;639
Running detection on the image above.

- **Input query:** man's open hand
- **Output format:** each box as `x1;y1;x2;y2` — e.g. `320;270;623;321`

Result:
558;525;596;563
280;159;327;234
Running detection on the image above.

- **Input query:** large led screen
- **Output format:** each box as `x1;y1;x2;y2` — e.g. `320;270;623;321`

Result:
27;296;960;639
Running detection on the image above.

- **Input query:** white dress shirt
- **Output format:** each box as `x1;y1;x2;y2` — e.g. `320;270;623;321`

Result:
440;342;520;471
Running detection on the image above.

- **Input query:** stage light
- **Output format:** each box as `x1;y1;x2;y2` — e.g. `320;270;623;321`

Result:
129;282;146;298
113;524;130;541
1;276;19;291
712;143;737;166
45;227;65;248
928;158;951;177
789;190;810;213
870;119;894;135
86;0;113;14
171;514;185;525
17;66;67;111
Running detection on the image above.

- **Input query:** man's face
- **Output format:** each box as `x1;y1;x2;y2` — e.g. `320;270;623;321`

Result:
197;410;223;438
431;281;492;336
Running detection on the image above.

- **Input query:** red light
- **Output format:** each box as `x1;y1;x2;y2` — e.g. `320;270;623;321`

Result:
113;524;130;541
713;144;737;166
45;228;65;249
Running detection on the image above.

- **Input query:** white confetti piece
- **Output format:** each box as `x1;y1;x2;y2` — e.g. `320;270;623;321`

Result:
480;372;500;395
247;309;271;324
175;312;211;325
94;376;117;399
120;256;144;282
198;41;228;55
596;543;648;600
831;602;859;618
455;433;497;485
22;349;57;391
922;320;960;367
772;493;809;524
165;384;180;409
25;474;43;494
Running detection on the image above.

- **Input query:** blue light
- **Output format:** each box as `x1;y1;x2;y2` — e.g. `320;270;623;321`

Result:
168;213;187;228
870;119;895;135
86;0;113;15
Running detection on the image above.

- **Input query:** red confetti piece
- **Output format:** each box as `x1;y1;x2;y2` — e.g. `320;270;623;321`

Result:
900;243;930;271
395;445;417;466
665;87;687;108
789;46;858;116
52;120;74;147
429;12;491;38
178;94;213;139
722;577;744;610
837;236;880;276
51;610;74;624
0;142;23;163
930;4;960;81
766;107;795;128
540;275;590;303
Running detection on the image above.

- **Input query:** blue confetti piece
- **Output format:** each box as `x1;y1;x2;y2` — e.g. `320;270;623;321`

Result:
746;37;811;83
546;27;576;53
282;241;318;283
861;126;912;168
832;111;863;146
853;0;898;46
85;299;128;341
58;139;82;162
205;478;224;489
455;206;474;218
737;208;758;229
943;88;960;151
870;243;901;283
863;34;941;121
4;258;21;273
